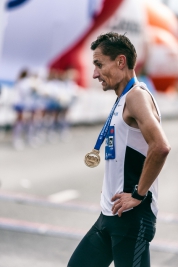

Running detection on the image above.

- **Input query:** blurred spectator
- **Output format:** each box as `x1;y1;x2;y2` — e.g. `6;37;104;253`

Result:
12;69;36;149
10;67;78;149
0;84;17;142
39;68;78;142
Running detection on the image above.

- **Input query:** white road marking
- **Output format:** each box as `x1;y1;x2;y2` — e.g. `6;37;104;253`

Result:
47;189;80;203
0;191;178;222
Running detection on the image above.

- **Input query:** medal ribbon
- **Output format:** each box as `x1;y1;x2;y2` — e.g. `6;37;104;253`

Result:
94;77;138;151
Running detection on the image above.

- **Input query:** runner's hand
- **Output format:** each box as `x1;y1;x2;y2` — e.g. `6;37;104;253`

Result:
111;192;141;217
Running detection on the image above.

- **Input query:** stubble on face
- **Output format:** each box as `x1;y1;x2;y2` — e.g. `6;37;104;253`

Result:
93;48;120;92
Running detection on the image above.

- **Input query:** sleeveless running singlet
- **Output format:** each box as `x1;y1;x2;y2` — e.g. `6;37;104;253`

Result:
100;82;161;217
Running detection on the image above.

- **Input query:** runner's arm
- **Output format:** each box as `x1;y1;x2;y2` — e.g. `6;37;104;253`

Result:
126;88;170;196
111;88;171;216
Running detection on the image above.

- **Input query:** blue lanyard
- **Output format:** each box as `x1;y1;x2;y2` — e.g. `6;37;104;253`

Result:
94;77;138;151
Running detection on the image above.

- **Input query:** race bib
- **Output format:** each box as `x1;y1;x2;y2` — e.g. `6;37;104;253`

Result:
105;126;115;160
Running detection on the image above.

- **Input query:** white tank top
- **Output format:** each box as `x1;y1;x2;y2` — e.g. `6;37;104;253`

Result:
100;82;161;217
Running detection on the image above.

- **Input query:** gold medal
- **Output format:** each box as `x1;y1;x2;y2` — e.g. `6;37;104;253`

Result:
84;149;100;168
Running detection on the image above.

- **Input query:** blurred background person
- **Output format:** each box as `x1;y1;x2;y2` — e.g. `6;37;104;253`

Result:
37;68;78;143
12;68;35;150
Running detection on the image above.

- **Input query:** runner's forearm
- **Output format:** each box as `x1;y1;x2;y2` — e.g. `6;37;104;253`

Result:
137;144;170;196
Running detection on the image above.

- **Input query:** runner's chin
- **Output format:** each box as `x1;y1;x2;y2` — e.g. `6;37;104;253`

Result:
102;83;109;91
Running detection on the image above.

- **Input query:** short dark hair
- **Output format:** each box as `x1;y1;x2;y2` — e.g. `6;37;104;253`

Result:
91;32;137;69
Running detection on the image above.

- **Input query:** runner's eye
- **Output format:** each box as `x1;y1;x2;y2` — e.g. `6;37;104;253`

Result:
97;63;102;68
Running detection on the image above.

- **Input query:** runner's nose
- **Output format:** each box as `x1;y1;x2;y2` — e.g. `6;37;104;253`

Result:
93;68;99;79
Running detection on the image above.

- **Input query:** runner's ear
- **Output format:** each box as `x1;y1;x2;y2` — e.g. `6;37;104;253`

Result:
116;55;126;68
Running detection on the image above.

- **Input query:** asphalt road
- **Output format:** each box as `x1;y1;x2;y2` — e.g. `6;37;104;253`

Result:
0;119;178;267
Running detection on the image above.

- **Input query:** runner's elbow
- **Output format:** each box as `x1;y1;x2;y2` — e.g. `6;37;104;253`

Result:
156;143;171;158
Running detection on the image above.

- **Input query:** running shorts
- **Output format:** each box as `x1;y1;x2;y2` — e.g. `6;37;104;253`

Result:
67;192;156;267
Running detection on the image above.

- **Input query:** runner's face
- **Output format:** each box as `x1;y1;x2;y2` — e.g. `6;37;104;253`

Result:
93;47;121;91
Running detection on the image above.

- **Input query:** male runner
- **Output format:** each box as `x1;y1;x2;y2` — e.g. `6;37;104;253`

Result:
67;32;171;267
